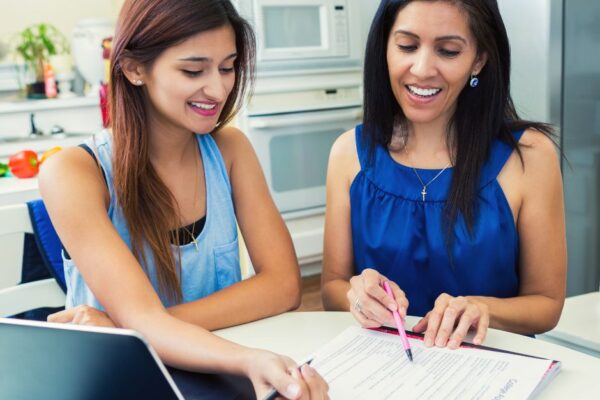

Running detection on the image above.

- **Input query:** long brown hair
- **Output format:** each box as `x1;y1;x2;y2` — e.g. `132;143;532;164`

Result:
109;0;255;301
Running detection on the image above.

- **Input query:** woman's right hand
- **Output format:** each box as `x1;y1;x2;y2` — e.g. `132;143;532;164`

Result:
347;268;409;328
247;350;329;399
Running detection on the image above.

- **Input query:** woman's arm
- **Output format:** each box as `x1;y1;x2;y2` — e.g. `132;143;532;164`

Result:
321;130;408;326
479;129;567;334
39;148;317;398
413;129;567;346
166;127;301;330
321;129;357;310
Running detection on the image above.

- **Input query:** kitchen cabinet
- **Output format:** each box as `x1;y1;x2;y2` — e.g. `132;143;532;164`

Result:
238;209;325;278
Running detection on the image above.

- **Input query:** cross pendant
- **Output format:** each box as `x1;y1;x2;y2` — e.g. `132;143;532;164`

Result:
191;238;199;252
421;186;427;202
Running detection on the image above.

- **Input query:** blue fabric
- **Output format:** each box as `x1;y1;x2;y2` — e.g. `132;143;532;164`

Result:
26;199;66;292
63;130;241;309
351;125;524;317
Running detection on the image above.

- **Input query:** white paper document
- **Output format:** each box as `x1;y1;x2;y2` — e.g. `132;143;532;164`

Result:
311;326;559;400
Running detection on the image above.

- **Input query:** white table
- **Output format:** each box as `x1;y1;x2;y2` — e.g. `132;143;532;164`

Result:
216;312;600;399
540;292;600;358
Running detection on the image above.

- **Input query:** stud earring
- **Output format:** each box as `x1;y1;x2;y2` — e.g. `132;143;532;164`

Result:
469;74;479;88
132;79;144;86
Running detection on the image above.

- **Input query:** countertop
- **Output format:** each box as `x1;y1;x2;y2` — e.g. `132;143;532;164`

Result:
0;177;39;206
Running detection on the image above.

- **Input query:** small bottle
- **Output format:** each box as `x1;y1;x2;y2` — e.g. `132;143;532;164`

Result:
44;63;58;99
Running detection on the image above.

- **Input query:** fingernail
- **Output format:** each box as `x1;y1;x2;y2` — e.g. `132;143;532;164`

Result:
388;303;397;311
286;383;301;398
424;337;433;347
302;364;315;377
448;339;458;348
435;338;445;347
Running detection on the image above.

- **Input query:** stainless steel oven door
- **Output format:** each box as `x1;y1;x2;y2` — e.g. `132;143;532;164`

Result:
246;106;362;214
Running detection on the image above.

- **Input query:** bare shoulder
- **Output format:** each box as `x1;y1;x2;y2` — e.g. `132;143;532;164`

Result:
38;146;108;206
330;127;359;167
330;128;357;159
328;128;360;182
518;128;560;171
210;125;253;171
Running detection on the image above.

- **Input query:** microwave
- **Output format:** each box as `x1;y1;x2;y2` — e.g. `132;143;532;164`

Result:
234;0;363;74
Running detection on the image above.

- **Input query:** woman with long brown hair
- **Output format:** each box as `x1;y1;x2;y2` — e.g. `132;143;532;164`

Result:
39;0;328;398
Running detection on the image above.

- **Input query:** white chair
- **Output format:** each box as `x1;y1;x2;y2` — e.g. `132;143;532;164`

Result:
0;204;65;317
539;292;600;358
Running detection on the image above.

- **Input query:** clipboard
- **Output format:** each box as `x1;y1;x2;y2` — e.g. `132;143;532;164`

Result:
375;325;561;399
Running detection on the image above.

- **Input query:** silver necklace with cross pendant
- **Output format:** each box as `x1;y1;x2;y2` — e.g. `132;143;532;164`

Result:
411;164;451;201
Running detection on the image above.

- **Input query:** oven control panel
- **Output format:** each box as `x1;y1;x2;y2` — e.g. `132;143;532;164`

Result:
247;86;361;116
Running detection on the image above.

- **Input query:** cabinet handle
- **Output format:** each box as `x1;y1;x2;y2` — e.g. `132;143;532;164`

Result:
248;108;362;129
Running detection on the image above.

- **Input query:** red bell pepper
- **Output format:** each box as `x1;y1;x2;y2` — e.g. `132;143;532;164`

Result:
8;150;39;178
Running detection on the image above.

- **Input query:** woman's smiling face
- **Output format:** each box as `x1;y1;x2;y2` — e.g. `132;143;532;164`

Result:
140;23;238;136
386;1;486;128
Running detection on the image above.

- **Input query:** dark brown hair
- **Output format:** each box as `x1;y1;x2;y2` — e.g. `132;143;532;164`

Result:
109;0;255;301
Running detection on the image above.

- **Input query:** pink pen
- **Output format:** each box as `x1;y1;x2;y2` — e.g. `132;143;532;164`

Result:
382;281;413;362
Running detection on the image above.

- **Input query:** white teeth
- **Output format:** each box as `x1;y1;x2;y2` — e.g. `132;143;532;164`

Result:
189;102;216;110
407;85;441;97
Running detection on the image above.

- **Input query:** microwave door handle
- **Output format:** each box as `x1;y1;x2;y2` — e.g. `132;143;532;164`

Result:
248;109;362;129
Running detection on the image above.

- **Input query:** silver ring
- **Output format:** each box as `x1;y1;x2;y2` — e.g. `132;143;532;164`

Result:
353;296;362;313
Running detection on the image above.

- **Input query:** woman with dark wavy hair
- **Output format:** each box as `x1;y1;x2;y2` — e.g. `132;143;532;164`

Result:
40;0;327;397
322;0;566;349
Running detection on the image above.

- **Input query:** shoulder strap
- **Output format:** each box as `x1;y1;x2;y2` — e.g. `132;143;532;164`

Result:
354;124;368;170
202;133;232;194
484;129;526;181
79;143;108;187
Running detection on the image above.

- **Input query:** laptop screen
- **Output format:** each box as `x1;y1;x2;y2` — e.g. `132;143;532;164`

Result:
0;318;183;400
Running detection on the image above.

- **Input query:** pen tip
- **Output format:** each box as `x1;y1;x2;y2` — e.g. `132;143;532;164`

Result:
406;349;413;362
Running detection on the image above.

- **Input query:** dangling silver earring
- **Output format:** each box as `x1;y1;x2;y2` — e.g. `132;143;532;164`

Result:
132;79;144;86
469;74;479;88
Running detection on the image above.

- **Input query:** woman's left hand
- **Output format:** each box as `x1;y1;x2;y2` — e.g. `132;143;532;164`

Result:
412;294;489;349
48;305;117;328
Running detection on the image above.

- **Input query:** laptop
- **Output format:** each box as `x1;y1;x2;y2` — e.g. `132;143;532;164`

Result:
0;317;184;400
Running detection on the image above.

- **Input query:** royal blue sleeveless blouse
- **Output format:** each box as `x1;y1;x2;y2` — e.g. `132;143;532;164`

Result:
351;125;524;317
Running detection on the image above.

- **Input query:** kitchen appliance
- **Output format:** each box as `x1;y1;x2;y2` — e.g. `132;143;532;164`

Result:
234;0;363;74
237;73;362;214
71;18;114;96
500;0;600;294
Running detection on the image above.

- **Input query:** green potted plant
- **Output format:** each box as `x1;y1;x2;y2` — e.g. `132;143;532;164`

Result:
13;23;69;99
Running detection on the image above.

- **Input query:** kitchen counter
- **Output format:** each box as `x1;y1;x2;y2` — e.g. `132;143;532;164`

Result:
0;177;39;206
0;96;99;115
0;134;92;162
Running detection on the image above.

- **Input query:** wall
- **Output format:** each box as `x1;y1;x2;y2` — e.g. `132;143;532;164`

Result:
498;0;561;125
357;0;379;54
0;0;122;53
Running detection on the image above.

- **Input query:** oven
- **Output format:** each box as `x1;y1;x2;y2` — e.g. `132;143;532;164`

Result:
239;81;362;215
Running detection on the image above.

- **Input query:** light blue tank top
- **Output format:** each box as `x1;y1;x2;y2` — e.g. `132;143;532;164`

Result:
63;130;241;309
351;124;524;317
